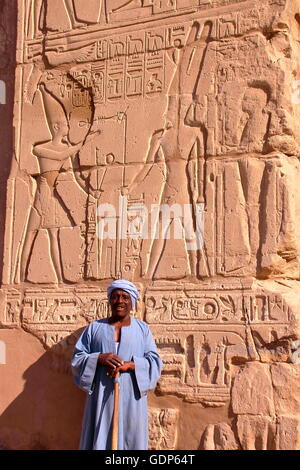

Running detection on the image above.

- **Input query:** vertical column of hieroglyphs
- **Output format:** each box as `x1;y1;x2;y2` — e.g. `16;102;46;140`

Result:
1;0;300;449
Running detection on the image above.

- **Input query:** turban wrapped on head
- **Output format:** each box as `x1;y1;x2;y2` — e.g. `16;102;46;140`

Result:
107;280;139;308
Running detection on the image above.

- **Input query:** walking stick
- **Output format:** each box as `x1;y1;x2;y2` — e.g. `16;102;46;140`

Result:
112;371;120;450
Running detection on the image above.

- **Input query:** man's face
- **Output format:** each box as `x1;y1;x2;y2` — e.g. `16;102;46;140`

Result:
110;289;132;318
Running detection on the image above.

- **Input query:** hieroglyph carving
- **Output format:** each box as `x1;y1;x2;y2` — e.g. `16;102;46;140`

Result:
147;281;295;404
23;0;255;42
148;408;179;450
0;286;141;348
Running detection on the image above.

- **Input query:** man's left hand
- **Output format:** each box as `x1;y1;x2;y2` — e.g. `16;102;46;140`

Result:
107;361;135;378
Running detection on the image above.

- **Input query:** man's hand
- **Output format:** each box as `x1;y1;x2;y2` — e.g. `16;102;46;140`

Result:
107;361;135;378
98;353;123;372
118;361;135;373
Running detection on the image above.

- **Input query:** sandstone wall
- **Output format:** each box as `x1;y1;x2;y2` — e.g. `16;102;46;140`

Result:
0;0;300;450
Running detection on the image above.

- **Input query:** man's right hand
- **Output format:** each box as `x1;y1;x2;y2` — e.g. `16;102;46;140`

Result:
98;353;123;370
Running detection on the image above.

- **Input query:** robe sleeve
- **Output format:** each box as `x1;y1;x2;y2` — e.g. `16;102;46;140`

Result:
71;323;100;394
132;325;162;398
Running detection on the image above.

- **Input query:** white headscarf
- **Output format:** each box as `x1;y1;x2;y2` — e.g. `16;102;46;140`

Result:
107;280;139;308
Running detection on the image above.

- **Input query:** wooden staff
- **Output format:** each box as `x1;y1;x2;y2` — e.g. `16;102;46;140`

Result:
111;371;120;450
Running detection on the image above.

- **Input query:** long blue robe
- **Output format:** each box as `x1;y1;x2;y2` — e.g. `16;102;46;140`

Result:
71;317;162;450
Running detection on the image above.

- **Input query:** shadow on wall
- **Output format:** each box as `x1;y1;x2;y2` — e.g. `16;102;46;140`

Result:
0;1;17;285
0;328;86;450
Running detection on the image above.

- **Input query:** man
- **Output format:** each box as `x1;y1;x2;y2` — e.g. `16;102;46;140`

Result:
71;280;162;450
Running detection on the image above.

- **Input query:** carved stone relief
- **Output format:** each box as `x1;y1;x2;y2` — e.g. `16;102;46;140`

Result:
200;362;300;450
148;280;297;405
148;407;179;450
